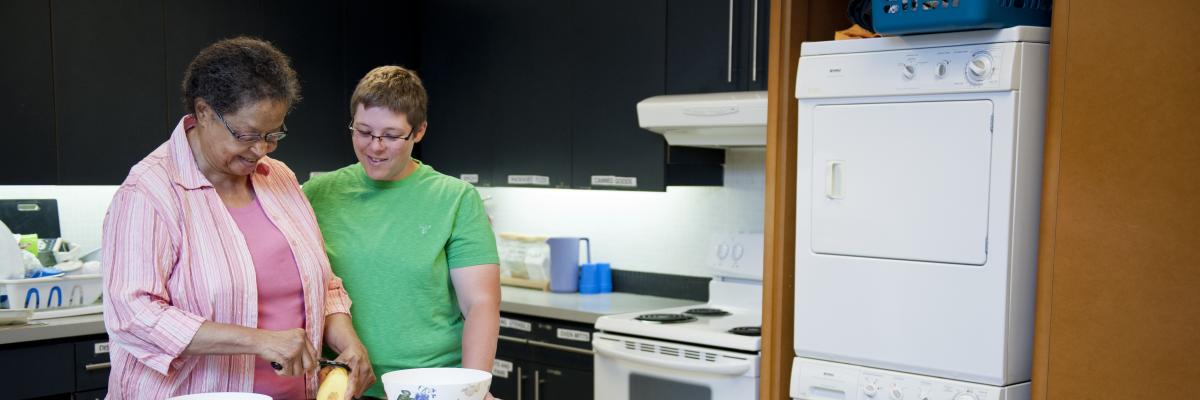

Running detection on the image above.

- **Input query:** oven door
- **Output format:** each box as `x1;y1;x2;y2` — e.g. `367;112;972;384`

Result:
593;332;759;400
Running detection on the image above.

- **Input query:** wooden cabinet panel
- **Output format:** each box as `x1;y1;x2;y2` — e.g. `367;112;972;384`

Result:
52;0;166;185
1033;1;1200;399
0;0;57;185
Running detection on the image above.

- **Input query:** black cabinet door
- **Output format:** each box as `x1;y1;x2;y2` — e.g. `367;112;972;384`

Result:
52;0;166;185
492;339;527;400
487;0;573;189
419;0;497;186
163;0;265;132
0;0;57;185
262;0;357;183
73;336;109;392
0;341;74;398
666;0;744;94
530;363;593;400
568;0;669;191
744;0;770;91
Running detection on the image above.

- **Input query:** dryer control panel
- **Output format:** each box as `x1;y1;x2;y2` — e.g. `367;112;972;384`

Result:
796;42;1030;99
790;358;1028;400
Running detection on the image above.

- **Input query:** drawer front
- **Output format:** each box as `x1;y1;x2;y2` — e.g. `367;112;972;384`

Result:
74;336;110;391
0;342;74;398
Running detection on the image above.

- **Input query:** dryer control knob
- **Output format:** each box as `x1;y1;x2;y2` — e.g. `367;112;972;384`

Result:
890;386;905;399
965;52;994;84
863;383;880;398
901;63;916;80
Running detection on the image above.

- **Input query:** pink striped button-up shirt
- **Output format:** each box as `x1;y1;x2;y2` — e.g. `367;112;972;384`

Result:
101;116;352;399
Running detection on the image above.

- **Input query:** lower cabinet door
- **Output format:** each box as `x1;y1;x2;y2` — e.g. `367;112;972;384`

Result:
531;363;593;400
74;388;107;400
74;336;110;391
0;341;74;398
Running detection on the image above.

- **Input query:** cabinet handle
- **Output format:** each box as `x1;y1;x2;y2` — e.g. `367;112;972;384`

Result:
752;0;760;82
534;369;541;400
516;366;523;400
727;0;735;83
498;334;527;344
84;362;111;371
526;339;594;356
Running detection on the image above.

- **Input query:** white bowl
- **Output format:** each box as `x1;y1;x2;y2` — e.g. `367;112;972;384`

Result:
167;393;271;400
381;368;492;400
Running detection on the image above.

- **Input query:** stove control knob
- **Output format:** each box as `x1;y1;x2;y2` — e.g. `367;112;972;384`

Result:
901;63;916;80
953;393;980;400
863;382;880;398
918;388;932;400
965;52;994;84
731;244;745;261
717;243;730;260
890;386;905;399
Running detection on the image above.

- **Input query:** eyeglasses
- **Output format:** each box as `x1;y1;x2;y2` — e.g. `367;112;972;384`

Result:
214;111;288;144
349;123;416;144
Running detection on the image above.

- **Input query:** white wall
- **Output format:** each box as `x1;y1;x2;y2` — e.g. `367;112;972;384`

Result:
479;148;765;277
0;149;767;277
0;186;119;254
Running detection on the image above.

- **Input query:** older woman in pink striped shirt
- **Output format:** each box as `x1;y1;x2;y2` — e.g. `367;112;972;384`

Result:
101;37;373;399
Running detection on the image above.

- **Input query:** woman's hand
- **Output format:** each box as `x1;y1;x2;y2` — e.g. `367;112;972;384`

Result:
333;343;375;399
256;328;317;376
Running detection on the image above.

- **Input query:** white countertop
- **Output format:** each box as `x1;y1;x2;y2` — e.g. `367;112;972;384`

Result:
499;286;702;324
0;313;106;345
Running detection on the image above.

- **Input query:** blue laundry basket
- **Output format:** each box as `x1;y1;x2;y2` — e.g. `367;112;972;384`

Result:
873;0;1052;35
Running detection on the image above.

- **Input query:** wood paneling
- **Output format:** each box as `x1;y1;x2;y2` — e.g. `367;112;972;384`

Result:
1033;0;1200;399
761;0;846;398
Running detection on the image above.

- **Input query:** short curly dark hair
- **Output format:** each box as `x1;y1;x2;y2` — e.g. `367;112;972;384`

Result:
181;36;301;115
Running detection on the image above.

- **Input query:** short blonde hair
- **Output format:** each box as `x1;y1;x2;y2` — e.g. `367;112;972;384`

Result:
349;66;428;128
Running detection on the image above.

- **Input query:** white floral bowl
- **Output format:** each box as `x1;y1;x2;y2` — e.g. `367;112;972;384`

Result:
167;393;271;400
382;368;492;400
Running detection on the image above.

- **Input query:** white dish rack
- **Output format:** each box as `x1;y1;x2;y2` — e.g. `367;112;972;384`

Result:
0;273;102;311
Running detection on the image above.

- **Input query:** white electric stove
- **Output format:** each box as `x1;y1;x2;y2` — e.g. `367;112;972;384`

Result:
593;233;764;400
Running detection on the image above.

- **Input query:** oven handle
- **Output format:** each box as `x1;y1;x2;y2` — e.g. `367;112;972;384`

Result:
592;339;753;376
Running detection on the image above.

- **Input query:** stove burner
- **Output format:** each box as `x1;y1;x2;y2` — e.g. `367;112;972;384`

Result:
728;326;761;336
635;313;697;324
684;307;731;317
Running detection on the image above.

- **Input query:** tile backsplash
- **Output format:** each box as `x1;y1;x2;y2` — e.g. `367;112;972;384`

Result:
0;149;766;278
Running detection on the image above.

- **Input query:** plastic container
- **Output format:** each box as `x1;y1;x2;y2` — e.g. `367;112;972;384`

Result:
597;262;612;293
579;263;600;294
872;0;1051;35
547;237;590;293
0;273;102;310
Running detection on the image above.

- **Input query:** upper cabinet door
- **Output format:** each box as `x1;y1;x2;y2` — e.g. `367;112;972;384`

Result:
0;1;57;184
420;0;499;187
666;0;744;94
488;0;573;189
53;0;166;185
164;0;265;133
569;0;668;191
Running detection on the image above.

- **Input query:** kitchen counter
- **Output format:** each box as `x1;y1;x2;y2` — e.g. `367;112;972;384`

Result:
500;286;701;324
0;288;694;345
0;313;106;346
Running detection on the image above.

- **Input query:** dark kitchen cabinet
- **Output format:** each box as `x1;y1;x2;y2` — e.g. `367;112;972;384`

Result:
163;0;266;132
666;0;771;94
495;313;594;400
0;0;57;185
568;0;669;191
52;0;166;185
419;0;499;187
487;0;574;189
0;334;109;399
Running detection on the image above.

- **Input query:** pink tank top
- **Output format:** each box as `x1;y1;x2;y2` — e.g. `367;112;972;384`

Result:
228;196;307;399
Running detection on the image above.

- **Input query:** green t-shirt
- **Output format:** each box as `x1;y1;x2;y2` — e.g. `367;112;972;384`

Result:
303;161;499;397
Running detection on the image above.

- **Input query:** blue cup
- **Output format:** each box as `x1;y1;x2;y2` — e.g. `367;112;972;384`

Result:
578;263;600;294
596;263;612;293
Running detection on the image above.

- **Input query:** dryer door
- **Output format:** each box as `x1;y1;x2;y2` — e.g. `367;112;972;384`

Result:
809;100;993;265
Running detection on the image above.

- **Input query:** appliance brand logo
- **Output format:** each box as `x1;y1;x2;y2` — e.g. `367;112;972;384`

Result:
823;372;836;377
828;68;842;74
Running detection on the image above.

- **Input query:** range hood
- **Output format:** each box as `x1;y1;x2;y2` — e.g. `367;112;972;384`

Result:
637;91;767;147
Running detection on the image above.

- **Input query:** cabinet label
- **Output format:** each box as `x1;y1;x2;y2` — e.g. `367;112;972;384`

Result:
94;342;109;355
460;174;479;184
556;328;591;342
500;317;532;332
590;175;637;188
507;175;550;186
492;359;513;378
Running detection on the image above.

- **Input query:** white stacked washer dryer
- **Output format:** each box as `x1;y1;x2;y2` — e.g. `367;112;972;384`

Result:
789;27;1050;400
